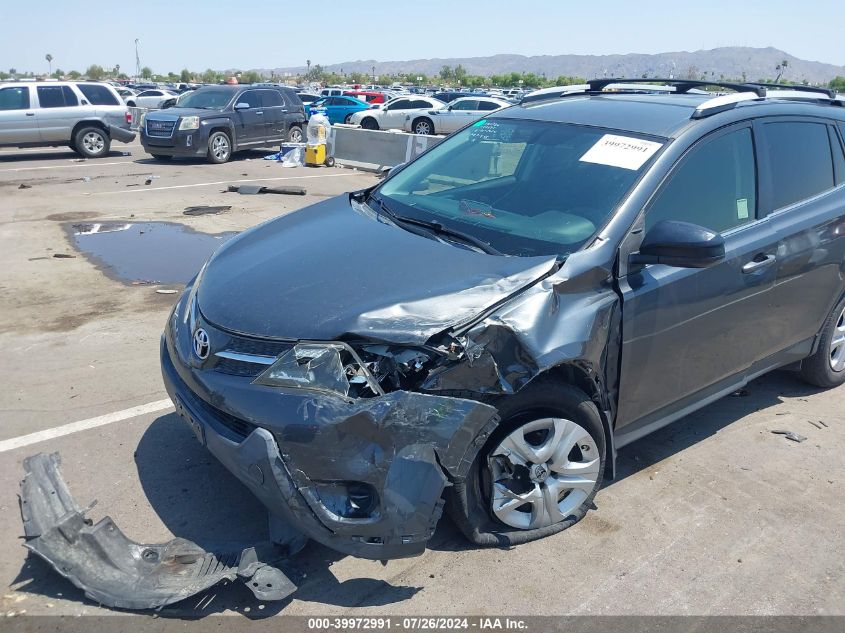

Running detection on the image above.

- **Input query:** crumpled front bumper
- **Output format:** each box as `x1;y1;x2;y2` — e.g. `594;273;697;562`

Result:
161;322;499;560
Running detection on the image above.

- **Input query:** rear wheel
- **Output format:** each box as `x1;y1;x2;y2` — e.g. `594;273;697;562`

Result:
207;131;231;164
343;114;353;124
800;295;845;388
361;117;379;130
412;117;434;135
74;126;110;158
447;381;605;546
286;125;303;143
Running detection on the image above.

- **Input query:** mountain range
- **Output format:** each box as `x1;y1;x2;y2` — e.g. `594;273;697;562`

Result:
257;47;845;84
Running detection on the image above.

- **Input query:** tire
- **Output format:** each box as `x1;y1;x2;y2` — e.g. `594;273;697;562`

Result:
126;101;136;107
344;114;353;124
800;294;845;388
447;380;605;547
286;125;304;143
412;117;434;135
150;154;173;161
206;131;232;164
361;117;379;130
73;126;110;158
324;156;335;167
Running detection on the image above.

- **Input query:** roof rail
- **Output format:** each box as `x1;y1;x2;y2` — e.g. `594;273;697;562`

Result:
586;78;766;97
746;82;836;99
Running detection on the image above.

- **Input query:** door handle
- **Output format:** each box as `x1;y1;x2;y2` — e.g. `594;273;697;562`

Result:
26;112;35;116
255;111;264;115
742;253;777;273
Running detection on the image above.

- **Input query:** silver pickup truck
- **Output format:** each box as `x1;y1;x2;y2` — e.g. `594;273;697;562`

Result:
0;81;136;157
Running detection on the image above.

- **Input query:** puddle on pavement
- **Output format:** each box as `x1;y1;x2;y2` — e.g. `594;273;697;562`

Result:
70;222;236;284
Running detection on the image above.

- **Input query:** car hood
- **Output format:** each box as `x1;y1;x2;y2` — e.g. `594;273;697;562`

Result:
197;196;558;345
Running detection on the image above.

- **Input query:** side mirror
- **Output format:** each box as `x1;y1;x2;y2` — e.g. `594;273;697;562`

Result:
630;220;725;269
234;102;249;111
381;162;406;179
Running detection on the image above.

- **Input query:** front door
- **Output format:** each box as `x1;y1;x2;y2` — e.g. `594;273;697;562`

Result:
233;90;266;143
0;86;38;144
617;123;780;435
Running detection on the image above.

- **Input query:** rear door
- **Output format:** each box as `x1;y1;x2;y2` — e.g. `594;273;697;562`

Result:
617;123;781;435
0;86;38;144
439;99;479;133
34;85;80;142
258;89;285;141
757;117;845;354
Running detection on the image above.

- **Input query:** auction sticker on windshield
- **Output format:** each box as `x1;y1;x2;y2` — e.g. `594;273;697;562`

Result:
579;134;662;170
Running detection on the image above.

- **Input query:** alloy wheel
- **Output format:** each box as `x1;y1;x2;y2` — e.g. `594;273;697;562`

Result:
212;135;230;161
830;306;845;372
82;132;105;154
489;417;600;530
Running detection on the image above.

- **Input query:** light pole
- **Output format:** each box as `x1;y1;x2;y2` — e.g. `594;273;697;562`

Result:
372;66;376;84
135;39;141;81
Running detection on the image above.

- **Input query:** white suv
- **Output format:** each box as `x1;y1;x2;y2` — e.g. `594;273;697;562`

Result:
0;81;135;157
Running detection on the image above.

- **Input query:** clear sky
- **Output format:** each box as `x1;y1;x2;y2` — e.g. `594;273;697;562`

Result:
2;0;843;75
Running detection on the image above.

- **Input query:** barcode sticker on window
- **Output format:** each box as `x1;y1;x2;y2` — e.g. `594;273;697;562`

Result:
737;198;749;220
579;134;663;170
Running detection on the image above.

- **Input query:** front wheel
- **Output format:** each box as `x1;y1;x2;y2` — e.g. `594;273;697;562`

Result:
343;114;353;124
360;117;379;130
412;117;434;135
800;295;845;388
74;127;110;158
207;131;231;164
448;381;605;546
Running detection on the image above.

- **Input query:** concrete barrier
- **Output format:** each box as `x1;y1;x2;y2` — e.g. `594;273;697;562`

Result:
128;107;152;131
328;126;443;172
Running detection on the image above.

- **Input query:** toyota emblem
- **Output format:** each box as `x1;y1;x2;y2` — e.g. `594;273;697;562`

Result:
193;328;210;360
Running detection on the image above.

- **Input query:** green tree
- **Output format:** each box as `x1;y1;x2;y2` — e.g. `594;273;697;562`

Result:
201;68;220;84
454;64;467;84
0;71;9;80
51;68;64;79
67;69;81;79
241;70;262;84
439;65;453;81
179;69;191;82
830;76;845;92
140;66;152;79
85;64;105;80
775;59;788;82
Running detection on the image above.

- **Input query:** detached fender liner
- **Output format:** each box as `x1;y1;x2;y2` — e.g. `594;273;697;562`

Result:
19;452;296;610
108;125;136;143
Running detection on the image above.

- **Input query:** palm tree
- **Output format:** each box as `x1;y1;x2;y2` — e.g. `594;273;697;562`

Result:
775;59;788;82
45;54;53;75
306;59;311;79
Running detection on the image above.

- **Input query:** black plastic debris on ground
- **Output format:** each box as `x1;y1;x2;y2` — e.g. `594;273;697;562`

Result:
19;452;296;610
183;205;232;216
227;184;306;195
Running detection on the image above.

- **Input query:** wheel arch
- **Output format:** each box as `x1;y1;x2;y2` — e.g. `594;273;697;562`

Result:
71;120;108;140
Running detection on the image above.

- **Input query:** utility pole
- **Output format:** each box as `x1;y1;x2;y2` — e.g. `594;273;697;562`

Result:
135;39;141;81
372;65;376;84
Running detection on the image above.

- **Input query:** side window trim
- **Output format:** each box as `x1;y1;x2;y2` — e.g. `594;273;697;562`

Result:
642;121;760;234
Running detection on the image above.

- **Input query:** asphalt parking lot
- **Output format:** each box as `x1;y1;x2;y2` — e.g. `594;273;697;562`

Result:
0;139;843;619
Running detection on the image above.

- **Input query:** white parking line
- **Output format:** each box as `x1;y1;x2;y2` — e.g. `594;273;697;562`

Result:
0;399;174;453
0;161;136;173
93;171;365;194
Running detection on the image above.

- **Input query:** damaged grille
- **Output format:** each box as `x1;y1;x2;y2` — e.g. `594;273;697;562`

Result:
181;384;257;440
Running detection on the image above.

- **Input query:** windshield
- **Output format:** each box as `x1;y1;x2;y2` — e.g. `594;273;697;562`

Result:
174;89;233;109
377;118;664;257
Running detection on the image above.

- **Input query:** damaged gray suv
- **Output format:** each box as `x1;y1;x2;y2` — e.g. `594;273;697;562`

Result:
162;79;845;560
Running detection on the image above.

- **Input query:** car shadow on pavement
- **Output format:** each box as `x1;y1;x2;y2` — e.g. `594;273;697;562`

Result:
133;149;280;166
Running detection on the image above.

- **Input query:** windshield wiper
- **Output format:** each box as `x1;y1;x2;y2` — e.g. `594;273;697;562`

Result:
373;196;502;256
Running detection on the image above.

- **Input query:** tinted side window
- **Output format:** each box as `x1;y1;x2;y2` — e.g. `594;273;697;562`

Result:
647;127;757;233
0;86;30;110
238;91;261;108
763;121;834;210
259;90;283;107
478;101;501;111
830;125;845;186
387;99;412;110
409;100;432;109
76;84;119;106
37;86;70;108
62;86;79;106
451;100;478;111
